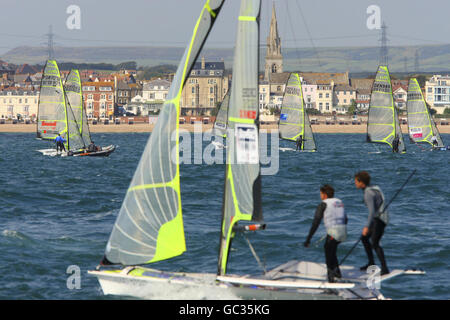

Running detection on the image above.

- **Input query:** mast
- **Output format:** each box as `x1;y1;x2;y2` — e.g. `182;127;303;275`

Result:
217;0;262;276
102;0;225;266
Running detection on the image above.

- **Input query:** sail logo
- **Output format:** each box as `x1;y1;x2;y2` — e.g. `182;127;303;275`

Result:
66;5;81;30
41;121;57;127
410;127;423;138
240;110;257;119
366;5;381;30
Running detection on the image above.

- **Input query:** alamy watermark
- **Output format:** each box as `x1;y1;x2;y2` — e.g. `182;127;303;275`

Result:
66;5;81;30
366;265;381;289
171;124;280;176
66;265;81;290
366;5;381;30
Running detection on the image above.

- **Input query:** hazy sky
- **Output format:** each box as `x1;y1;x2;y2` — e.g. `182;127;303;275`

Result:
0;0;449;55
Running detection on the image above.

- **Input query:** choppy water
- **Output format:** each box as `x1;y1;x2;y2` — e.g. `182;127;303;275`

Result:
0;132;448;300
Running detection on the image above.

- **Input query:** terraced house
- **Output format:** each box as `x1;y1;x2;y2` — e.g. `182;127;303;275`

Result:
181;57;228;116
82;80;115;120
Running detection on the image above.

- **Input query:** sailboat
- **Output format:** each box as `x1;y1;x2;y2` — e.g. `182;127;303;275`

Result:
89;0;423;300
367;66;406;153
36;61;115;157
278;72;316;152
406;78;448;151
212;89;230;149
63;69;116;157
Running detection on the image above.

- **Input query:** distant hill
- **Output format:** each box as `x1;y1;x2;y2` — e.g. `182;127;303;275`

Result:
2;44;450;73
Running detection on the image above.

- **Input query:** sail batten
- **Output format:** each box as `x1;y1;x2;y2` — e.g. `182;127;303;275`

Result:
103;0;225;266
407;78;444;147
279;73;316;151
367;65;406;153
218;0;262;276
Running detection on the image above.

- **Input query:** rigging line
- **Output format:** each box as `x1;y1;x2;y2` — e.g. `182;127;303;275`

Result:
284;0;302;70
293;0;322;68
243;232;267;275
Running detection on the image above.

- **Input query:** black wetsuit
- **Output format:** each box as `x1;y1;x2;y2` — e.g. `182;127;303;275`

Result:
361;186;389;274
392;136;400;153
304;202;342;282
296;136;304;151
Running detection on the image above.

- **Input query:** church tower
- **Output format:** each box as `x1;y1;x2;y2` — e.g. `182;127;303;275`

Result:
265;2;283;80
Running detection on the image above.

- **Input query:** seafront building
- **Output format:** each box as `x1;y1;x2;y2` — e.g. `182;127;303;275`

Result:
425;75;450;114
180;56;228;116
82;80;115;120
0;87;38;120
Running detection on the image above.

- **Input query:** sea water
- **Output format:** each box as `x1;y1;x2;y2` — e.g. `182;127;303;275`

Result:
0;132;448;299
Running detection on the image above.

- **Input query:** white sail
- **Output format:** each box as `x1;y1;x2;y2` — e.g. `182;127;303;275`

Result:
407;78;444;147
37;60;68;147
213;90;230;137
64;69;92;148
217;0;262;276
279;73;316;151
102;0;225;266
367;66;406;153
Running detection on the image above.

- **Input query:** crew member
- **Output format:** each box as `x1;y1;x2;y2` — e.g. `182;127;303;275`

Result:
354;171;390;275
296;135;304;151
55;134;66;153
304;184;348;282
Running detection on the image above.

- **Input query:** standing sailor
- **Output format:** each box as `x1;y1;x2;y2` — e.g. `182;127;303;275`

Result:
354;171;390;275
296;135;304;151
392;135;400;153
431;135;438;148
304;184;347;282
55;133;66;153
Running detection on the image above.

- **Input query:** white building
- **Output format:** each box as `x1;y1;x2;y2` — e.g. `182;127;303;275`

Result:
142;79;170;102
425;75;450;114
0;88;39;120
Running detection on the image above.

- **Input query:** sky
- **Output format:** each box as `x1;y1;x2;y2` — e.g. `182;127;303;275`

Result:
0;0;449;55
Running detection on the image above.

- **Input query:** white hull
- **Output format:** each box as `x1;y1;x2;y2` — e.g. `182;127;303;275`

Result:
37;148;67;157
89;261;423;300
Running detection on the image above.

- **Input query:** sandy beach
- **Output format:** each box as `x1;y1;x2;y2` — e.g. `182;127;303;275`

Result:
2;122;450;134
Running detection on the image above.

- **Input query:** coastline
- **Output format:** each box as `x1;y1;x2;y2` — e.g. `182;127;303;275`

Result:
2;123;450;134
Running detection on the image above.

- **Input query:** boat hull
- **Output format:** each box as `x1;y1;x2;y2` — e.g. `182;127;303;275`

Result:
87;260;420;300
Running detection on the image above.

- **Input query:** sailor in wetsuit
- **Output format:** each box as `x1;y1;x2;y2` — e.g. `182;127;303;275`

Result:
392;135;400;153
296;135;304;151
304;184;348;282
431;135;438;148
55;134;66;153
87;141;97;153
354;171;390;275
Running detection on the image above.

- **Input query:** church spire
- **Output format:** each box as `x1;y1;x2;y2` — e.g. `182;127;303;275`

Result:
265;2;283;80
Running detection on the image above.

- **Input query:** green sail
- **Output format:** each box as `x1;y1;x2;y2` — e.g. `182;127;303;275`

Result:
104;0;225;266
407;78;444;147
367;65;406;153
64;69;92;148
217;0;262;276
279;73;316;151
37;60;69;148
63;70;88;151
